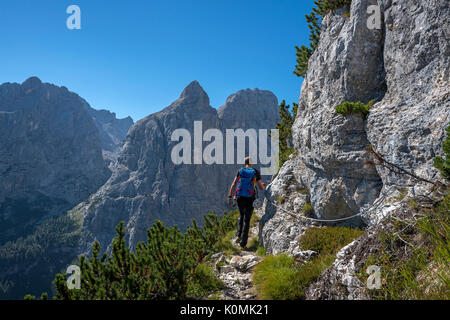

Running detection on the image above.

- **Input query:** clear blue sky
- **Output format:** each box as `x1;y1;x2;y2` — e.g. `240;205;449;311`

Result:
0;0;313;121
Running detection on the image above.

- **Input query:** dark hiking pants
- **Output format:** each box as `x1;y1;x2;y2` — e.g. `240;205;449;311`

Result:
236;196;254;247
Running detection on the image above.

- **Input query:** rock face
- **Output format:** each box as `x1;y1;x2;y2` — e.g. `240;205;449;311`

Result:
260;0;449;252
0;77;112;243
76;82;280;255
218;88;279;129
292;0;386;222
85;108;133;153
304;199;411;300
258;156;316;254
366;0;449;194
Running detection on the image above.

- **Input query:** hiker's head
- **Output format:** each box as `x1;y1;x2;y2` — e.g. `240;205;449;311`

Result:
244;156;252;167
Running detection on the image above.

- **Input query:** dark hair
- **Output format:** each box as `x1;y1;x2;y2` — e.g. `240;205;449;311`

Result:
244;156;251;165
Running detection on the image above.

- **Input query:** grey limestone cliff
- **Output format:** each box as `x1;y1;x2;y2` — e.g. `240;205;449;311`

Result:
260;0;449;254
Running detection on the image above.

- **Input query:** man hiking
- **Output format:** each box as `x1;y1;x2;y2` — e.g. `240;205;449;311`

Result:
228;157;265;248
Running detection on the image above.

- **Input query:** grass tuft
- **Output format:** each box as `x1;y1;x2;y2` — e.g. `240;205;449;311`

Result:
302;203;314;216
187;263;224;299
253;226;364;299
359;194;450;300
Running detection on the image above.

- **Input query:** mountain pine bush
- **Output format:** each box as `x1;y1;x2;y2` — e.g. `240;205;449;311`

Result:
53;210;238;300
335;100;374;120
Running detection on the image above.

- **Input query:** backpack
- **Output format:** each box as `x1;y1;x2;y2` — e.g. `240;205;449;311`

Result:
236;167;257;198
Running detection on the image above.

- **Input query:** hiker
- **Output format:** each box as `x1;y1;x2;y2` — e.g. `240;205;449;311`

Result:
228;157;265;248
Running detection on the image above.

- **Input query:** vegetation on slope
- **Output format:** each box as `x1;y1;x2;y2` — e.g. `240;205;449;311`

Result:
0;214;81;299
357;126;450;299
253;226;363;299
52;210;239;300
357;194;449;300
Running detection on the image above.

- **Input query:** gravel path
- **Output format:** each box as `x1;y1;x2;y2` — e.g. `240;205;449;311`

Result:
212;207;264;300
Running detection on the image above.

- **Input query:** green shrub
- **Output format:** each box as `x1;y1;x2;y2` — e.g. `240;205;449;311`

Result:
0;214;81;299
274;100;298;169
214;229;240;257
335;100;374;120
186;263;224;299
302;203;314;216
277;196;285;204
434;125;450;180
52;210;239;300
256;246;267;257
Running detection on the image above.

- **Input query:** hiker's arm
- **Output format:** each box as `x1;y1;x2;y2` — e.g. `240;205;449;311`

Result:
255;169;264;190
257;180;265;190
228;176;238;198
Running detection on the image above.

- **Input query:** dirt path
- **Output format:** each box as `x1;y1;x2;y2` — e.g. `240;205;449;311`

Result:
213;207;264;300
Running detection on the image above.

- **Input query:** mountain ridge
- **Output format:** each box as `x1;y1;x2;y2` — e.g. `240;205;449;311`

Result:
75;81;280;256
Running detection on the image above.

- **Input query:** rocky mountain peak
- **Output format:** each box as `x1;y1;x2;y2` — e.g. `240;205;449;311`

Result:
218;88;279;123
22;76;42;89
177;80;210;108
76;84;280;254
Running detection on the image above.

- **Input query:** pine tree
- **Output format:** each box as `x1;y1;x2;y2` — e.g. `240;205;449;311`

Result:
275;100;298;168
52;210;239;300
294;0;352;78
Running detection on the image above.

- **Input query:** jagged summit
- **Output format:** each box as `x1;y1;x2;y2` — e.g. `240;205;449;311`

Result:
22;76;42;88
178;80;210;106
0;76;134;155
180;80;205;97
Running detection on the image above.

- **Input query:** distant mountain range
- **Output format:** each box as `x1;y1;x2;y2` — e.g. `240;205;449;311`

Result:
76;80;280;255
0;77;280;299
0;77;134;244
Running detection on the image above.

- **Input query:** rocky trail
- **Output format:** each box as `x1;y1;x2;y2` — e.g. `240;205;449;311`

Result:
209;207;264;300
